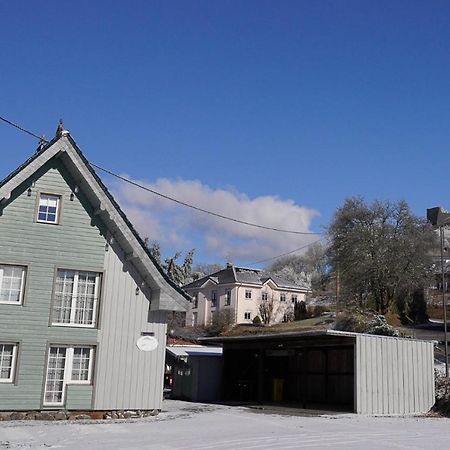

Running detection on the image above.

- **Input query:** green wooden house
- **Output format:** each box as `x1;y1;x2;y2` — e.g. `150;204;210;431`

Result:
0;127;189;412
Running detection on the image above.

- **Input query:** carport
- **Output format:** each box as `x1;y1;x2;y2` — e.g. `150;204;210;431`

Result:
206;330;435;414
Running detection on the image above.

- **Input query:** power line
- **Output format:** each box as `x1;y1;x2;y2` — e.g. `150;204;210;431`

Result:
0;114;321;236
90;162;320;236
0;116;46;142
244;237;327;266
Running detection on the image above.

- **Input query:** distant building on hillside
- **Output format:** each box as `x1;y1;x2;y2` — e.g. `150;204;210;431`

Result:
183;264;310;326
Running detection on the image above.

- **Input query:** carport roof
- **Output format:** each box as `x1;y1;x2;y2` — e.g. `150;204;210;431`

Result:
200;329;436;344
167;345;223;358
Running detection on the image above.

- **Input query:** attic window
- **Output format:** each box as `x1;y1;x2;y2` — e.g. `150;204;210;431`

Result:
37;194;60;224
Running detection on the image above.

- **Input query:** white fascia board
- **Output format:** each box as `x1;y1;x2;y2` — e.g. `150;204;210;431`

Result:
199;278;219;288
0;141;65;202
57;139;189;312
1;136;189;312
261;278;278;288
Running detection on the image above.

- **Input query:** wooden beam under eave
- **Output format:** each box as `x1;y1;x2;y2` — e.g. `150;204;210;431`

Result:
125;252;138;262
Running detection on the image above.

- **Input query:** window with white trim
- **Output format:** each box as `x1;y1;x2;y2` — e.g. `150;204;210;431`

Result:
43;345;94;406
192;293;198;309
244;312;251;320
291;294;298;303
211;290;217;308
0;265;26;305
245;289;252;299
225;290;231;306
280;293;286;302
0;343;18;383
261;292;268;301
37;194;60;224
52;270;101;327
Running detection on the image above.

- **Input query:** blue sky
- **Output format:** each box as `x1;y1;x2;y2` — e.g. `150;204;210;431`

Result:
1;1;450;266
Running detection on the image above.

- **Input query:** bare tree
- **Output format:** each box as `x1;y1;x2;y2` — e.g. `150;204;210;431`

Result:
259;293;277;324
328;197;436;314
269;242;330;292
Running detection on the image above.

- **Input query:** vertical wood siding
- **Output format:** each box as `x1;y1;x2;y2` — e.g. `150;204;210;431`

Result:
356;335;435;415
0;162;104;410
93;242;167;410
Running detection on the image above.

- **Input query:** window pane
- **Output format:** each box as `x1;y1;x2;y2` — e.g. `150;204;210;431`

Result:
0;266;25;303
53;270;75;324
75;272;97;325
0;344;14;380
53;270;100;326
71;347;92;381
44;347;66;404
37;194;59;223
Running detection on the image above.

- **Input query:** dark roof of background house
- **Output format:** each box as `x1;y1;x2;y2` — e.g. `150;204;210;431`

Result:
183;264;310;291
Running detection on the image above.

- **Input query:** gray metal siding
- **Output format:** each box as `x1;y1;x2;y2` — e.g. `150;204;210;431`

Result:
0;163;104;410
356;335;435;415
94;242;168;410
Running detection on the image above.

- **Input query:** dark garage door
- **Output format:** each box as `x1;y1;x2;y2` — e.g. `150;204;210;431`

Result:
223;345;354;410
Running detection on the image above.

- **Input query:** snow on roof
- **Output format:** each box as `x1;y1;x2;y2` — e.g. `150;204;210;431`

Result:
167;345;223;358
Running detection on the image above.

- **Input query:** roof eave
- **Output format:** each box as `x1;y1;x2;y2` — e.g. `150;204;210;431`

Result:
1;134;190;312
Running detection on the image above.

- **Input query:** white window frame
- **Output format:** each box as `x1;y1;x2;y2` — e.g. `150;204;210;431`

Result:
0;343;18;383
0;265;26;305
245;289;252;299
291;294;298;303
211;290;217;308
280;293;286;302
244;312;251;320
225;290;231;306
192;293;198;309
52;270;101;328
261;292;268;302
37;193;61;224
43;345;94;407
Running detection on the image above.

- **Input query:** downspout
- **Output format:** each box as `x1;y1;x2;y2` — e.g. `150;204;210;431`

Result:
235;285;239;324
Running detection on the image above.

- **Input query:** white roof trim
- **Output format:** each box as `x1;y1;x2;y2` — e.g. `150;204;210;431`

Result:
0;135;189;312
167;345;223;358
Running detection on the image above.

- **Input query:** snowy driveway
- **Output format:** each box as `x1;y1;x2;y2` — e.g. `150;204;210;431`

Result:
1;400;450;450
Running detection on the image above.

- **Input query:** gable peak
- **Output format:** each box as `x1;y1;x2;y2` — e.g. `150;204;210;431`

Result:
55;119;69;138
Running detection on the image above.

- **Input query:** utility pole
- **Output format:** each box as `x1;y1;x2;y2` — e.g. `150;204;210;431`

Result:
335;264;340;312
440;225;449;377
427;207;450;377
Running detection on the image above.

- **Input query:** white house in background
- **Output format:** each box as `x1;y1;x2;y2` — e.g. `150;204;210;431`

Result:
183;264;310;326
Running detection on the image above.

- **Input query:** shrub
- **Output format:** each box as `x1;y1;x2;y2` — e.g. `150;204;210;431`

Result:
433;370;450;416
205;310;234;336
333;310;400;337
309;305;327;317
252;316;262;326
294;301;308;320
365;315;399;337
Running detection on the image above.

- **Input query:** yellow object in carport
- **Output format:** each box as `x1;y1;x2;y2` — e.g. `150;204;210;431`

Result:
272;378;284;402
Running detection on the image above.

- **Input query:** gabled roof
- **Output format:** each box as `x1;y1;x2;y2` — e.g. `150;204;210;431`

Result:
183;264;310;291
0;132;190;311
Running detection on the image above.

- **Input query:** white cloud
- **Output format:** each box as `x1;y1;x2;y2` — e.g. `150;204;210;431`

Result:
112;176;320;265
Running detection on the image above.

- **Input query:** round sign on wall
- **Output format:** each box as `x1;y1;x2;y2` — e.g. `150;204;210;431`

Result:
136;335;158;352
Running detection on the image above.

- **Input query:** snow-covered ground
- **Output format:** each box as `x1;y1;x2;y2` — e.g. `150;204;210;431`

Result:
1;400;450;450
